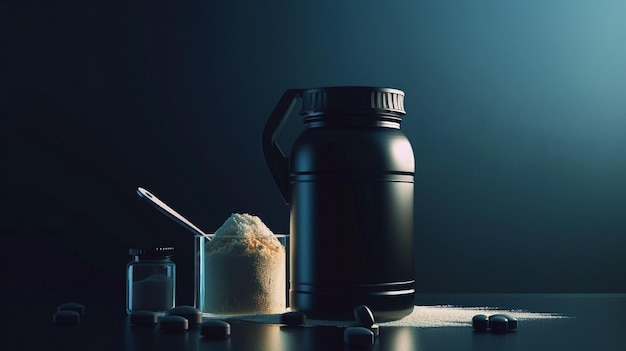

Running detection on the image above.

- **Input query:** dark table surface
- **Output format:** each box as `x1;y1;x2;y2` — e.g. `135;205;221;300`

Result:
2;293;625;350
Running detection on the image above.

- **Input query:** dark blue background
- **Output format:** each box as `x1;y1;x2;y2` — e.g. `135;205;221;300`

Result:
1;0;625;300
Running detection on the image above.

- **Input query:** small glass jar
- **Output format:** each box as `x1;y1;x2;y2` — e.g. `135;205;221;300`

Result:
126;247;176;314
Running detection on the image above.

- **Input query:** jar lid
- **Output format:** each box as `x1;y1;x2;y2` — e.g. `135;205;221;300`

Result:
299;86;406;118
129;247;175;257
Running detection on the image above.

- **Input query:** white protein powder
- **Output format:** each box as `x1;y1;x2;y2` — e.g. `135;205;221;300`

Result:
202;213;286;314
130;274;174;312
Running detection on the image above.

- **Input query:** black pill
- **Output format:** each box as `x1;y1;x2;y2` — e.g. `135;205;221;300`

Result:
354;305;376;328
349;321;379;337
159;315;188;333
344;327;375;347
167;305;202;326
280;311;307;326
490;314;518;331
58;302;85;317
200;320;230;338
507;316;518;330
130;311;158;326
472;314;489;331
489;315;508;333
53;310;80;326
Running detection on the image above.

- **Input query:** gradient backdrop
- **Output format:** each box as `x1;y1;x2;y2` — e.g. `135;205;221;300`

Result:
1;0;625;303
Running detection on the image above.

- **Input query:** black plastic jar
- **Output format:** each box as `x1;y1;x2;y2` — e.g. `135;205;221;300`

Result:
264;87;415;321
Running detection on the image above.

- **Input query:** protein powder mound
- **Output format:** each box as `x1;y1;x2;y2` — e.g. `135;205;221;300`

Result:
202;213;286;314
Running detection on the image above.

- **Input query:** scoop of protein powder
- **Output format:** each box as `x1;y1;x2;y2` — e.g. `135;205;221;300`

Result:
200;213;286;314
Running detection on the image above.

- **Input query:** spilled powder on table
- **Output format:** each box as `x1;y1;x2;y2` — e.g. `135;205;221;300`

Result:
377;305;567;328
230;305;567;328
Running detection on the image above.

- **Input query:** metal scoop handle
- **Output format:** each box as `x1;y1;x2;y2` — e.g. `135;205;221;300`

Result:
136;187;211;239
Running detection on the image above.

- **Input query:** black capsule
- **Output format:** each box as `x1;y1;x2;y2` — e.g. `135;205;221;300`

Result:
159;315;188;333
53;310;80;326
490;314;518;331
489;315;508;333
57;303;85;317
200;320;231;338
130;311;158;326
349;321;379;337
167;305;202;326
472;314;490;331
354;305;376;328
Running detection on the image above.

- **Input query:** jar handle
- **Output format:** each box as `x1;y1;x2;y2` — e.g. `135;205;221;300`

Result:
262;89;302;204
